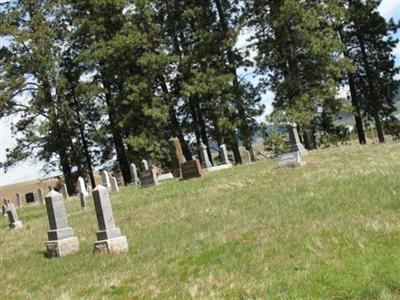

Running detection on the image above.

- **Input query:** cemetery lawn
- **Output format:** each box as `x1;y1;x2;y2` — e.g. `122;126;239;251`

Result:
1;143;400;299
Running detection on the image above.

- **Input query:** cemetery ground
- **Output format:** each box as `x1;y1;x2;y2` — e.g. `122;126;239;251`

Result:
1;143;400;299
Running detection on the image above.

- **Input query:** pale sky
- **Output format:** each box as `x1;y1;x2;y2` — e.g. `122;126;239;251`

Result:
0;0;399;186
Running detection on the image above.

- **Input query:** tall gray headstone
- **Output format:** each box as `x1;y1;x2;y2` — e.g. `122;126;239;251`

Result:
101;171;111;189
199;140;212;168
141;159;149;171
6;201;23;229
78;176;88;197
37;189;45;204
219;144;231;165
44;190;79;258
92;185;128;254
130;163;140;185
110;177;119;192
287;123;308;156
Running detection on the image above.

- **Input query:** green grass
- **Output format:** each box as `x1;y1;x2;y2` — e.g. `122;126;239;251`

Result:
1;143;400;299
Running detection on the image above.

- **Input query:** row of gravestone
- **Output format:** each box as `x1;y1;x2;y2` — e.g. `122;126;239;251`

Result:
131;139;235;188
2;186;128;257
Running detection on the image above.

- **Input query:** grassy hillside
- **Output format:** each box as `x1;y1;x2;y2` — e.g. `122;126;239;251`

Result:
1;143;400;299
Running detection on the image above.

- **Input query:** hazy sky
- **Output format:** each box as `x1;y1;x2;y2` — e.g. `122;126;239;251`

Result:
1;0;400;187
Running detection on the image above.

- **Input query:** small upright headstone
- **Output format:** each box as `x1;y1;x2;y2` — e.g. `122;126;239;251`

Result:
219;144;231;165
45;190;79;258
140;169;158;188
181;160;203;180
130;163;140;185
78;177;89;197
287;123;308;156
241;150;252;164
6;201;23;229
169;137;187;177
92;185;128;254
199;140;212;168
61;184;69;200
101;171;111;189
1;203;7;218
277;151;305;168
111;177;119;192
15;193;22;208
37;189;45;204
79;193;87;210
141;159;149;171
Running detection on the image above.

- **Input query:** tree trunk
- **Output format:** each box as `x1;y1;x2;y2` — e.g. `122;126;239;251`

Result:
214;0;255;161
196;101;214;166
303;131;317;150
348;73;367;144
354;22;385;143
104;84;132;185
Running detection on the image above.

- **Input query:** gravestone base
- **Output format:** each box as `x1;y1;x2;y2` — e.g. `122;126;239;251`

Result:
46;237;80;258
9;220;23;229
158;173;174;182
290;144;308;156
206;164;232;173
94;236;128;254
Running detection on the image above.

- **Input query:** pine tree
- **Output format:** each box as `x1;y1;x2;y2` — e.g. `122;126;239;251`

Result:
0;0;83;193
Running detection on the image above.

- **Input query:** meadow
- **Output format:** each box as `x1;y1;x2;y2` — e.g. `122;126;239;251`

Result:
1;143;400;299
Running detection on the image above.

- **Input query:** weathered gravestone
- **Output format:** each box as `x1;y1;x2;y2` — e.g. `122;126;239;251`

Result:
92;185;128;254
140;169;158;188
111;177;119;192
1;202;7;218
130;163;140;185
79;193;87;209
158;172;174;182
6;201;23;229
37;189;45;204
287;123;308;156
141;159;149;171
181;160;203;180
16;193;22;208
199;140;212;168
45;190;79;258
78;176;88;197
277;151;305;168
169;137;187;177
61;183;69;200
101;171;111;189
219;144;231;165
241;149;252;164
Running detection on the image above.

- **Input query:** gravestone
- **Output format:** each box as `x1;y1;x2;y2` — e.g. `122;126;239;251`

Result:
6;202;23;229
287;123;308;156
181;160;203;180
199;140;212;168
158;172;174;182
79;193;87;209
2;203;6;218
169;137;187;177
92;185;128;254
241;149;252;164
37;189;45;204
278;151;305;168
130;163;140;185
141;159;149;171
219;144;231;165
16;193;22;208
61;184;69;200
140;169;158;188
111;177;119;192
45;190;79;258
101;171;111;189
78;177;88;197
